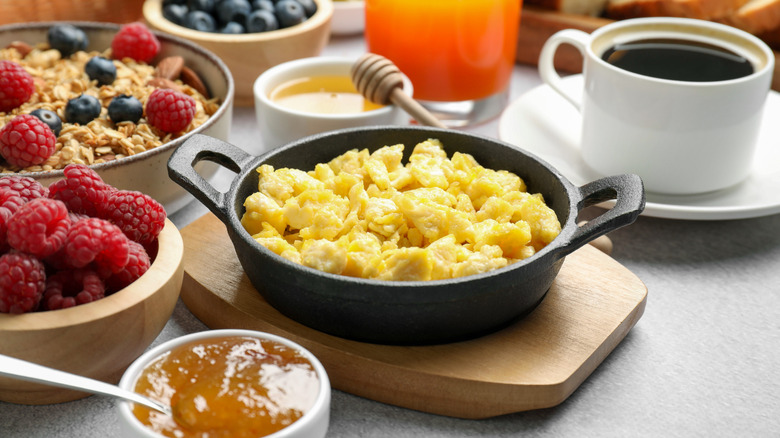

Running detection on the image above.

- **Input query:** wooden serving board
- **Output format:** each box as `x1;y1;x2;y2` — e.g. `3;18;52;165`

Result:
516;6;780;91
179;213;647;419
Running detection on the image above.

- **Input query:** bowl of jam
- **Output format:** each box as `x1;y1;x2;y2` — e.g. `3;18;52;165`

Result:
116;329;330;438
252;56;412;153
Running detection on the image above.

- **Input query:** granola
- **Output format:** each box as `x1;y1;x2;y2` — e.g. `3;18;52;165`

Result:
0;43;220;174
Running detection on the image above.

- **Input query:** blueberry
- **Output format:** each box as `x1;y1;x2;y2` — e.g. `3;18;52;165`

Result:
163;4;189;25
220;22;246;34
29;109;62;136
275;0;306;28
187;0;216;14
217;0;252;25
108;95;143;124
184;10;217;32
163;0;187;5
65;94;101;125
47;24;88;57
295;0;317;17
251;0;274;12
246;10;279;33
85;56;116;86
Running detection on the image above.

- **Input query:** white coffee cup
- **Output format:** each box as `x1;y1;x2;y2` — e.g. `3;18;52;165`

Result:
538;17;773;195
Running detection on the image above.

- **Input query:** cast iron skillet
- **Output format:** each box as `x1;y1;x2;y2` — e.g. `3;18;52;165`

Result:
168;126;645;345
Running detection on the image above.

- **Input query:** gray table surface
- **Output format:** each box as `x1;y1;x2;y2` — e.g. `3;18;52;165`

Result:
3;35;780;438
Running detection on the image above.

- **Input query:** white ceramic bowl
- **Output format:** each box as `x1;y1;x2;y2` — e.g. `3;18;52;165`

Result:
0;22;234;214
117;329;330;438
253;56;412;153
331;1;365;36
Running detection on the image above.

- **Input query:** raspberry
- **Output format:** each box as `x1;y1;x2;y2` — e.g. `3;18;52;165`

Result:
48;164;113;216
0;60;35;112
101;189;166;246
6;198;71;258
62;217;129;275
0;187;26;251
0;175;49;202
42;268;105;310
0;114;57;168
0;251;46;313
145;88;196;133
111;22;160;63
106;240;150;293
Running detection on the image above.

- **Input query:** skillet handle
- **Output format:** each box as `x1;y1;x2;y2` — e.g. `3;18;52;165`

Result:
565;174;646;255
167;134;255;223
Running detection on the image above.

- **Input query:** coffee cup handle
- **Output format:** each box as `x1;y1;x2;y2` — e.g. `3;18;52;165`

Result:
538;29;590;110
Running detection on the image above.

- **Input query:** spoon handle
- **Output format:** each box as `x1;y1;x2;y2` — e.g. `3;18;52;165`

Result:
0;354;171;416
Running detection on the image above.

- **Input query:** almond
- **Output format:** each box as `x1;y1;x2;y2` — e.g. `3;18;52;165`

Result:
154;56;184;80
6;41;33;57
146;77;183;93
180;66;210;98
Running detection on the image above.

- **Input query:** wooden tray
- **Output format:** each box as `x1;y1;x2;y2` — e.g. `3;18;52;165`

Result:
516;6;780;91
179;213;647;419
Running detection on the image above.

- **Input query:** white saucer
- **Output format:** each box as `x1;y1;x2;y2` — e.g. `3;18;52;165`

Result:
498;75;780;221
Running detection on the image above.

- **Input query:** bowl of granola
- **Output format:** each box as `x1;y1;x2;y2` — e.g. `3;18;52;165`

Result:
0;21;234;214
143;0;333;106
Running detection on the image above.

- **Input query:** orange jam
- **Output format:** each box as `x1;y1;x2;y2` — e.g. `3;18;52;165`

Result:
132;336;320;438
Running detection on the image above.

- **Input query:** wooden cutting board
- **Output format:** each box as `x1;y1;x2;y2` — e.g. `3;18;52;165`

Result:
516;6;780;91
179;213;647;419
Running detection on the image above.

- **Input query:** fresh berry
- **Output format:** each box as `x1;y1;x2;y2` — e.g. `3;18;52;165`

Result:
108;94;143;124
189;0;217;14
163;3;189;25
106;240;150;292
101;190;166;246
111;22;161;63
6;198;71;258
48;164;113;217
220;22;246;34
42;268;105;310
0;251;47;313
145;88;196;133
251;0;274;12
62;217;129;274
47;24;89;57
0;60;35;113
275;0;306;28
0;114;57;168
0;187;26;251
29;108;62;136
64;94;101;125
246;10;279;32
185;10;217;32
85;56;117;86
0;175;49;202
217;0;252;25
295;0;317;17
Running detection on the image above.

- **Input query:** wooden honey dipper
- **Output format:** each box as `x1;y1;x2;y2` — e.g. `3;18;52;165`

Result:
351;53;447;129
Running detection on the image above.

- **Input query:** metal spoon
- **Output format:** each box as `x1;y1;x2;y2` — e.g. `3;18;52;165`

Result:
0;353;171;417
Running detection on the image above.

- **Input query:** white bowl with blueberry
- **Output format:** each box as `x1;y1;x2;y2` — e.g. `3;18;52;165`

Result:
143;0;334;106
0;21;234;213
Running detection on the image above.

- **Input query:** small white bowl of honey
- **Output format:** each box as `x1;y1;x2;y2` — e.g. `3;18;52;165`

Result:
116;329;330;438
253;56;412;152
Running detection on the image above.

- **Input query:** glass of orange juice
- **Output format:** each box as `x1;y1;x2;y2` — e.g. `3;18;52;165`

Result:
364;0;521;127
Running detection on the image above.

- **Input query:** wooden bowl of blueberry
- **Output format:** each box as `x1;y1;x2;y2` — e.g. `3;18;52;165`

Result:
143;0;334;105
0;169;184;405
0;21;234;213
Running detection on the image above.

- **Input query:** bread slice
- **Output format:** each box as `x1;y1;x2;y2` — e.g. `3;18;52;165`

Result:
605;0;748;20
524;0;610;16
720;0;780;34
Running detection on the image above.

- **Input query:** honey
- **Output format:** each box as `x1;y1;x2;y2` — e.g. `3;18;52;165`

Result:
132;336;320;438
269;75;385;114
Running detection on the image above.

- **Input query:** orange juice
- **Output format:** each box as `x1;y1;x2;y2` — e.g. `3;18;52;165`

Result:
365;0;520;102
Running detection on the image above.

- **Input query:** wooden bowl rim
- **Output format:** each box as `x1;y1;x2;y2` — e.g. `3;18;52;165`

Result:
0;218;183;332
143;0;334;43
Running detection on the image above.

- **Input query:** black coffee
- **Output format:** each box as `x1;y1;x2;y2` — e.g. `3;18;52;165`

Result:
601;38;754;82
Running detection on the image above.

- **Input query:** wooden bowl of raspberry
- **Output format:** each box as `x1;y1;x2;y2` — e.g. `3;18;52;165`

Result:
143;0;333;106
0;21;234;215
0;170;184;405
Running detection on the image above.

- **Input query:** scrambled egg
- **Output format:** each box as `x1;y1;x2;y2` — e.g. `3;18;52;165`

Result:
241;139;561;281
